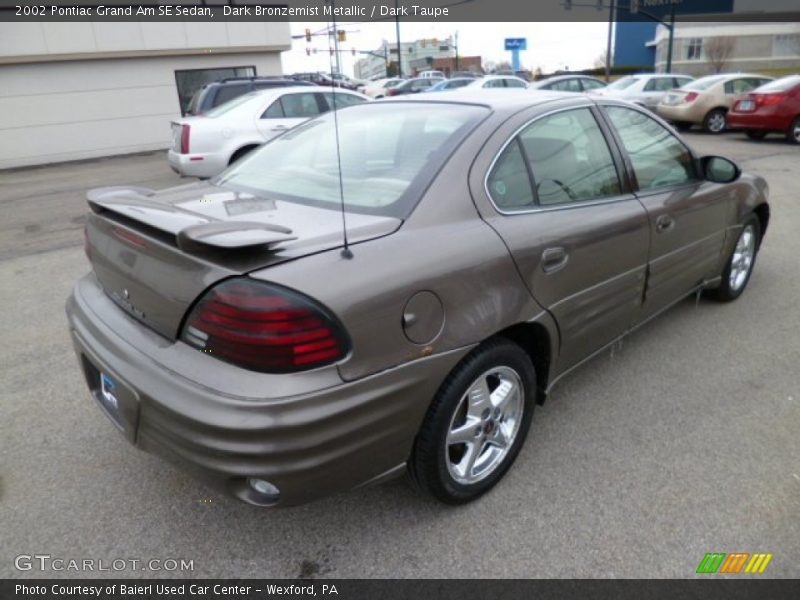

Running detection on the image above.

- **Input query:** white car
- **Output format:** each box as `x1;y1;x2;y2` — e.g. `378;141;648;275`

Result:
168;87;369;178
465;75;529;90
419;70;446;79
360;78;405;99
589;73;694;110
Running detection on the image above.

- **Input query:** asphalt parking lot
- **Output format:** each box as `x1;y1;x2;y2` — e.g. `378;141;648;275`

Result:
1;131;798;579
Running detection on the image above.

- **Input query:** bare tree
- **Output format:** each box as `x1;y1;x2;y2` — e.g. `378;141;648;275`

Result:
705;37;736;73
594;50;613;70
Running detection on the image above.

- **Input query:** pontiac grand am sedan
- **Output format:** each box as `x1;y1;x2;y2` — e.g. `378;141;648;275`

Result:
68;90;769;507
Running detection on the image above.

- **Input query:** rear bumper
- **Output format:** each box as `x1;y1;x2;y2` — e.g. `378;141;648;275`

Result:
167;149;226;179
656;103;703;124
66;273;468;506
727;112;791;132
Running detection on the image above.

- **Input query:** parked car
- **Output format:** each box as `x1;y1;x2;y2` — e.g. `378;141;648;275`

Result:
528;74;607;93
590;73;694;110
70;91;769;507
290;72;357;90
465;75;528;89
419;70;446;79
385;77;444;96
360;77;405;98
656;73;774;133
429;78;475;92
168;87;368;178
727;75;800;143
451;70;481;78
185;77;314;116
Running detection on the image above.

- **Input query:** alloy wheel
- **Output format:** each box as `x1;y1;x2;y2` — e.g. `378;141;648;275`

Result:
729;224;756;292
445;366;524;485
707;111;726;133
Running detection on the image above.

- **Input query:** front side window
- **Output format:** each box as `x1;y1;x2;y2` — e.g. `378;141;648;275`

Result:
487;108;621;210
581;79;606;91
322;92;367;111
645;77;675;92
605;106;697;192
551;79;581;92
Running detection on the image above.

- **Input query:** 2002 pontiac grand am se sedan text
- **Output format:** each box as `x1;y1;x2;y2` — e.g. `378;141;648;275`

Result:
66;90;769;507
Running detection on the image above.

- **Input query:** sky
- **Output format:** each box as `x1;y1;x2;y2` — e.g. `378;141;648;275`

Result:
280;21;610;77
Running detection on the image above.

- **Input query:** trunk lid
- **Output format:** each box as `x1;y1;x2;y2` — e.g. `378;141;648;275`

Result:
85;181;401;339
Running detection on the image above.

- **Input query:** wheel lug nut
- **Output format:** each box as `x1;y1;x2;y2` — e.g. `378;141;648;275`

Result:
481;408;491;420
474;427;482;437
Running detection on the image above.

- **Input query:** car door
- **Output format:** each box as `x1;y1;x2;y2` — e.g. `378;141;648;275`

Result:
600;104;729;324
477;105;650;372
255;91;324;141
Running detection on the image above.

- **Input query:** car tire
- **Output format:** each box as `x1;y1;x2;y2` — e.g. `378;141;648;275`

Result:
410;338;536;504
674;121;693;132
786;116;800;145
745;130;768;140
703;108;727;134
707;215;761;302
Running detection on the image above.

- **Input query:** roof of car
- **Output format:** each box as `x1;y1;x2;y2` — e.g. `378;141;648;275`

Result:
381;88;578;113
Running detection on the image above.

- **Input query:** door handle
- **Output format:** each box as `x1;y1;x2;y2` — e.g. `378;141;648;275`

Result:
271;125;288;132
656;214;675;232
541;246;569;274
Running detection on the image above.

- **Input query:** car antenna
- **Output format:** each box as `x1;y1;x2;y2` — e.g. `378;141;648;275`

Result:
327;0;353;259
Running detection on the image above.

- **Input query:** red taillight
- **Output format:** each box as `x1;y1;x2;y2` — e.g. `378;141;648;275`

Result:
181;278;349;373
386;88;399;96
684;92;699;102
180;124;190;154
756;93;788;107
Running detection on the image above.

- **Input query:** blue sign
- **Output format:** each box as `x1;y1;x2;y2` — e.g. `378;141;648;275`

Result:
504;38;527;51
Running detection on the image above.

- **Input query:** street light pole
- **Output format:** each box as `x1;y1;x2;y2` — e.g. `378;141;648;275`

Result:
394;0;402;77
665;2;676;73
604;0;614;82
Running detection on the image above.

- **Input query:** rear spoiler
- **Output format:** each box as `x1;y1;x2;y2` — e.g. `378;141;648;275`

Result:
87;187;296;251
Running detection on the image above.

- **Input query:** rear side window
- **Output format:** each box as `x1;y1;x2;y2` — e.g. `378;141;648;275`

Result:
322;92;368;111
645;78;675;92
279;93;322;118
487;108;621;210
550;79;582;92
261;99;284;119
505;79;527;88
213;83;252;107
724;79;757;95
605;106;697;192
581;79;606;91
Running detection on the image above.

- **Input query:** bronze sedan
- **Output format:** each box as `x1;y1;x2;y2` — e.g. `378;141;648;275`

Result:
67;91;769;506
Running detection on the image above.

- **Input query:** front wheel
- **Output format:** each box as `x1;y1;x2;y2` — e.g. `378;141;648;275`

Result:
410;339;535;504
708;215;761;302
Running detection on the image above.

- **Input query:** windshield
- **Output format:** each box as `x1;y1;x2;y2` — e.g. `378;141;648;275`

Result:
755;75;800;92
684;75;727;91
214;103;488;218
204;92;260;117
608;76;639;90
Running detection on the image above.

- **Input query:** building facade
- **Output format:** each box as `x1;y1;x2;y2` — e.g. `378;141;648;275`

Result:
0;22;290;169
613;21;658;69
652;22;800;75
354;37;456;79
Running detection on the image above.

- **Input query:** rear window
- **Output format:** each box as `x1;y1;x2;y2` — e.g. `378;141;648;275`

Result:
205;92;261;117
684;75;727;91
213;83;252;107
214;103;489;218
755;75;800;92
608;76;639;90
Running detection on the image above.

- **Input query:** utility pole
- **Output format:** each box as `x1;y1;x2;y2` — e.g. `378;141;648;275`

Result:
604;0;614;81
394;0;402;77
454;31;460;72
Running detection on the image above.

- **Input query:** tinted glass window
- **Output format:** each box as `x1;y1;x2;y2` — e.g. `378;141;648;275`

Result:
487;141;535;211
322;92;368;110
581;79;606;91
261;99;284;119
673;77;694;88
216;103;488;218
608;76;639;90
550;79;582;92
446;79;472;89
280;93;322;118
755;75;800;92
174;66;255;115
685;75;726;91
606;106;696;192
645;78;675;92
505;78;527;88
724;79;757;95
214;83;251;107
518;108;621;206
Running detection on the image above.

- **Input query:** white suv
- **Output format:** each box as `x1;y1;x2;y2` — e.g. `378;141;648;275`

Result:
590;73;694;110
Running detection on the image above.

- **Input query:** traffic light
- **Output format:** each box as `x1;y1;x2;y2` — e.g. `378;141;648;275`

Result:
337;30;346;42
305;28;311;42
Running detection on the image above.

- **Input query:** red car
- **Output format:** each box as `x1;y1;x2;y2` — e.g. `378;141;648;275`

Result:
728;75;800;144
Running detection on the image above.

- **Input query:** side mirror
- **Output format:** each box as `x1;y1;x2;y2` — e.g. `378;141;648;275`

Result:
702;156;741;184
